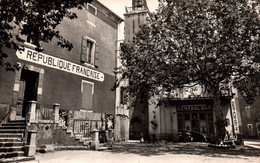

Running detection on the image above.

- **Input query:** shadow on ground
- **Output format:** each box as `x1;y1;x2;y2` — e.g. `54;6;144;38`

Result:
109;142;260;158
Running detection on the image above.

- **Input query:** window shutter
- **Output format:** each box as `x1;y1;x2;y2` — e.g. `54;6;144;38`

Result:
82;82;93;110
81;37;87;62
94;43;99;67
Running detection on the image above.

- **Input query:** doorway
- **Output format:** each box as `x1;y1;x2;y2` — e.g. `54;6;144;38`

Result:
18;69;39;117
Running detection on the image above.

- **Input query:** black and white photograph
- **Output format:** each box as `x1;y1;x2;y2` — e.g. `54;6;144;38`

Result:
0;0;259;162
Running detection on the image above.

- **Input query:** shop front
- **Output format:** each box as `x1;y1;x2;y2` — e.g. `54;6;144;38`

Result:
177;104;214;136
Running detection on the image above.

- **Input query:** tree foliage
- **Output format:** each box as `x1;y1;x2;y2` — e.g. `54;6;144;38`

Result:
0;0;92;70
118;0;260;138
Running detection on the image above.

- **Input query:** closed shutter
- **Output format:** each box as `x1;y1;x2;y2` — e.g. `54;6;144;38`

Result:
94;43;99;67
81;37;87;62
82;82;93;110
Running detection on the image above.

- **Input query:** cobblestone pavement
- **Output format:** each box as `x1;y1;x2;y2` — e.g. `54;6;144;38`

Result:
24;141;260;163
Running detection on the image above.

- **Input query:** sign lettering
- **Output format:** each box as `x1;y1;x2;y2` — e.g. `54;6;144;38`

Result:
177;105;212;111
231;100;240;134
16;47;104;82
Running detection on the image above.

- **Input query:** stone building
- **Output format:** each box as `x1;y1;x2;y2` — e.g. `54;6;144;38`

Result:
0;0;123;161
239;94;260;138
123;0;151;140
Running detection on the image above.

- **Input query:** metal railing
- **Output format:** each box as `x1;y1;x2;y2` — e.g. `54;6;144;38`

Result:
73;119;102;140
125;6;148;13
36;103;54;120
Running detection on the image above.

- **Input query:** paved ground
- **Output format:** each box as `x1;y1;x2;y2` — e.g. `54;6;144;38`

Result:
24;140;260;163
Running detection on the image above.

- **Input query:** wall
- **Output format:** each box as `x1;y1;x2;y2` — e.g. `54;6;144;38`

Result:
124;11;148;42
36;123;87;148
239;94;260;138
0;47;18;105
38;4;119;113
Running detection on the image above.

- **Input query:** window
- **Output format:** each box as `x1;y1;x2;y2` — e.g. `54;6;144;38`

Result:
81;37;96;65
120;87;127;105
208;112;214;133
87;4;97;26
199;113;205;120
177;113;183;130
81;81;94;110
184;113;190;120
247;124;253;136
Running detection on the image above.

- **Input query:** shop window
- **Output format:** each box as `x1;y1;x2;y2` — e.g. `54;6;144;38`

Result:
177;113;183;130
208;112;214;133
192;113;198;120
199;113;205;120
177;113;183;118
81;37;96;65
81;81;94;110
184;113;190;120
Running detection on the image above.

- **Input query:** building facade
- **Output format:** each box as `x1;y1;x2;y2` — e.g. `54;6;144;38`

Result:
239;94;260;138
0;0;122;140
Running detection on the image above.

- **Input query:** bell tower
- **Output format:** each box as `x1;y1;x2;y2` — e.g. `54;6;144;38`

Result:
132;0;147;9
123;0;150;140
124;0;149;42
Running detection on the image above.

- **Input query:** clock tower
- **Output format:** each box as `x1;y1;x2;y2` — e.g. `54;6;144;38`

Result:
124;0;149;42
123;0;150;140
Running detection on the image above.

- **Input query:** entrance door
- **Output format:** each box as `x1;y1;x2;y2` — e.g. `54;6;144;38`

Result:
16;80;26;116
120;117;126;140
19;69;39;117
160;107;178;136
191;113;200;132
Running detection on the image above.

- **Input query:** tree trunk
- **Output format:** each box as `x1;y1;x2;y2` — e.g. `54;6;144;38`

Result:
212;90;226;142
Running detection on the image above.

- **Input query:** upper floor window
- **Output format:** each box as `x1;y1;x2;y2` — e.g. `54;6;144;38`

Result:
87;4;97;26
81;36;96;65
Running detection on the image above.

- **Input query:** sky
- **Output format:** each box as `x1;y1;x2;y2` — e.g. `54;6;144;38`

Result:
98;0;159;18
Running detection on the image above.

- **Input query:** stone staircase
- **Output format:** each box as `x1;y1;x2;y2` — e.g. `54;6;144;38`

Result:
0;119;35;162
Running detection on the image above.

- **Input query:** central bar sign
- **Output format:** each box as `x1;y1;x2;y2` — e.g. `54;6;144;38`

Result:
177;105;212;111
16;47;104;82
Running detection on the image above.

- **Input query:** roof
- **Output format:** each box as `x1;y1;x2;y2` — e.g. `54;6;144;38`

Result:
93;0;124;23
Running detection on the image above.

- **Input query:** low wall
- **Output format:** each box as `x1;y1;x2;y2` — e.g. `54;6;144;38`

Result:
0;104;10;124
36;122;83;148
35;110;103;148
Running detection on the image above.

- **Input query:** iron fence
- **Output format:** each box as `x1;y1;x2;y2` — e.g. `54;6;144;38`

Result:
36;103;54;120
73;119;102;140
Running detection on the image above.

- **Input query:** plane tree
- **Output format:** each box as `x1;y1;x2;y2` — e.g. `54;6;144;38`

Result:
118;0;260;141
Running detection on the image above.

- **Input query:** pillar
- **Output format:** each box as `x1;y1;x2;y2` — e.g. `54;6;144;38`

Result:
28;101;37;123
91;128;99;150
24;101;37;156
53;103;60;123
24;130;37;156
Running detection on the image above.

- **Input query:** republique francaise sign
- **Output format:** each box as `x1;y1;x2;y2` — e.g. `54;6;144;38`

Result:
16;47;104;82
